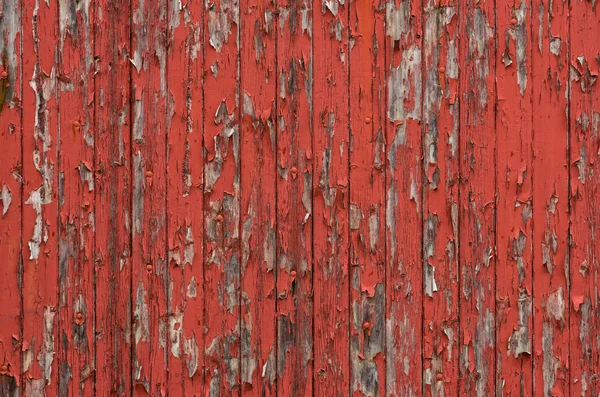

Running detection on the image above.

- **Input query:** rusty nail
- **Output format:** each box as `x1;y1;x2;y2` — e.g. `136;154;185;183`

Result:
0;364;7;373
362;321;371;330
0;71;7;79
438;66;446;74
215;214;224;222
436;373;443;381
511;18;517;25
290;270;297;278
75;312;85;325
146;171;153;178
290;166;298;179
364;117;371;124
146;264;153;272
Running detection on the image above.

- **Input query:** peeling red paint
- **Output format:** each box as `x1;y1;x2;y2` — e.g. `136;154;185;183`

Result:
1;1;599;396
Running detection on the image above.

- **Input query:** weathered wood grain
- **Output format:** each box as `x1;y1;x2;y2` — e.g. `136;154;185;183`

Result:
94;0;133;394
166;0;205;394
385;0;424;394
57;0;96;393
569;1;598;395
275;0;314;394
422;0;460;394
0;0;21;394
495;0;533;394
348;0;386;395
457;0;496;393
131;0;169;393
239;0;277;394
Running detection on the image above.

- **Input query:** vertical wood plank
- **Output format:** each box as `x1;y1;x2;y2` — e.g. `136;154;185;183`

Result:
239;0;277;394
457;0;496;393
531;0;570;392
348;0;386;395
0;0;21;393
21;0;60;394
275;0;314;393
422;0;460;394
312;0;350;394
495;0;533;394
166;0;205;394
203;0;241;391
384;0;423;394
94;0;133;394
57;0;96;394
569;0;598;395
131;0;169;392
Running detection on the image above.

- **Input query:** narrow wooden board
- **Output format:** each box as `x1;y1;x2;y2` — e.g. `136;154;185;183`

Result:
422;0;460;394
348;0;386;395
131;0;169;393
457;0;496;394
94;0;133;394
275;0;314;394
239;0;278;394
57;0;96;394
0;0;21;393
312;1;350;395
21;0;60;393
384;0;423;394
569;1;599;395
166;0;205;394
495;0;533;394
203;0;242;392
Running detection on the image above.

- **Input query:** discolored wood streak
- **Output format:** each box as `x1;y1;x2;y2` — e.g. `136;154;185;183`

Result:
569;1;598;396
2;0;600;396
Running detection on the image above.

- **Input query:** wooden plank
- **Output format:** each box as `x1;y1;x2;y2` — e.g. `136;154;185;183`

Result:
457;0;496;393
166;0;205;394
94;0;132;394
384;0;423;394
348;0;386;395
57;0;96;394
275;0;314;394
569;1;598;395
530;0;570;393
0;0;21;393
21;0;60;394
495;0;533;394
131;0;169;392
203;0;241;391
239;0;277;395
312;0;350;394
422;0;460;394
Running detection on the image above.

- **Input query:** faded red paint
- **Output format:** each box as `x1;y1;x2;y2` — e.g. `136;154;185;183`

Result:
0;1;599;396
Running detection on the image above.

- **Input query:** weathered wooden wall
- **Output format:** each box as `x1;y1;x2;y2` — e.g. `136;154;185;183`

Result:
0;0;598;395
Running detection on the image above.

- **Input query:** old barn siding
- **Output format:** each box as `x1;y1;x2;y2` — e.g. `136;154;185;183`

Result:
0;0;598;395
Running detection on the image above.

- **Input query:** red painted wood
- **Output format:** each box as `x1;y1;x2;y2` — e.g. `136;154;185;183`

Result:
94;0;133;394
495;0;533;394
312;1;350;395
569;1;599;395
131;0;169;393
275;0;314;394
202;0;241;392
21;0;60;393
422;0;460;395
166;0;205;394
531;0;570;393
0;0;21;393
2;1;600;396
239;0;277;394
348;0;386;395
57;0;96;394
457;0;496;394
384;0;423;395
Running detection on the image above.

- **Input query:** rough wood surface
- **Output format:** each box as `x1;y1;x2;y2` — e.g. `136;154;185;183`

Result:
0;0;599;396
